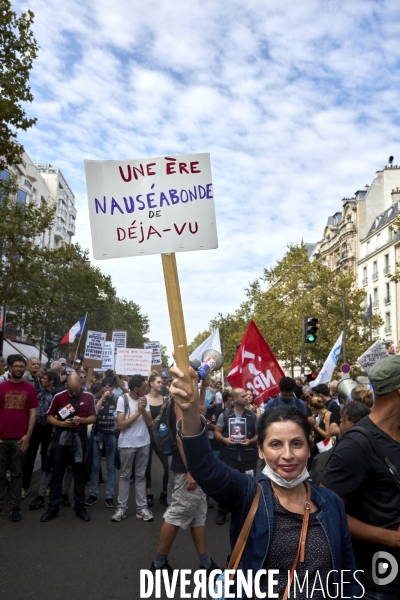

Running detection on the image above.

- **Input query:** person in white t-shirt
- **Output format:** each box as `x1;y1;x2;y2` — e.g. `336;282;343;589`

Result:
111;374;154;522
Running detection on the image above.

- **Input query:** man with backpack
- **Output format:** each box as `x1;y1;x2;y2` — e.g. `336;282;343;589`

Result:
263;376;308;414
322;355;400;599
111;374;153;522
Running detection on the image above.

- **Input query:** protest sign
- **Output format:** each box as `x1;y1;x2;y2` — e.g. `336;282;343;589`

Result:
115;348;153;376
99;341;115;370
112;330;127;350
144;341;162;366
85;153;217;260
84;330;107;368
358;341;388;373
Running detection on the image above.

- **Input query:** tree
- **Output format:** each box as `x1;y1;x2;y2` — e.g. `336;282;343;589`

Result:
13;243;150;358
0;0;39;169
0;175;55;350
191;244;382;373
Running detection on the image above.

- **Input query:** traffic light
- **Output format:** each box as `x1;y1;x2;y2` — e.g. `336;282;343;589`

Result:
305;317;319;343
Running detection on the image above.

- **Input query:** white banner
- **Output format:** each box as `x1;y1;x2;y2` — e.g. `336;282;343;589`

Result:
115;348;153;376
358;341;388;373
85;153;218;260
144;341;162;365
84;330;107;362
311;332;343;387
112;330;127;350
189;329;222;362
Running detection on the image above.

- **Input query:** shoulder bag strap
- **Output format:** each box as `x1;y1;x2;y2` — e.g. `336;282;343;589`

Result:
227;485;261;580
350;426;400;491
283;482;312;600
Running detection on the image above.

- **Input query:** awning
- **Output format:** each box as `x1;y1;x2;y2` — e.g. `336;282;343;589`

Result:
3;339;42;361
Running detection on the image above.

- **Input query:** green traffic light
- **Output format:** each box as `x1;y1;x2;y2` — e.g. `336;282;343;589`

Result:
308;335;315;342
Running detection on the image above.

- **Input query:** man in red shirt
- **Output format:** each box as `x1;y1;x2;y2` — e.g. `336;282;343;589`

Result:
0;354;38;522
40;371;97;522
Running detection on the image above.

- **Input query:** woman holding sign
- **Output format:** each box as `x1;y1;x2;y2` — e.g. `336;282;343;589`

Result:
169;366;362;600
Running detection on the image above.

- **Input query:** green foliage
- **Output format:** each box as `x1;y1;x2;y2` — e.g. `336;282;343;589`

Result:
12;243;150;355
190;243;383;373
160;344;170;367
0;0;39;169
0;174;55;310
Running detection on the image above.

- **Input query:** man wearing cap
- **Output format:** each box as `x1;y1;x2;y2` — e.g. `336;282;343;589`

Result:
322;355;400;599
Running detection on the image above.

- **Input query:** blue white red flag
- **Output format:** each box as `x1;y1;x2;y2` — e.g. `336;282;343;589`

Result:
60;315;87;344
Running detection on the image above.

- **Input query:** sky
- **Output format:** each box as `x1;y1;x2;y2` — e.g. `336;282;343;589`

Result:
14;0;400;356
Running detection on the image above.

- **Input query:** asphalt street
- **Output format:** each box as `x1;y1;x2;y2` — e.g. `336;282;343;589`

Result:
0;458;230;600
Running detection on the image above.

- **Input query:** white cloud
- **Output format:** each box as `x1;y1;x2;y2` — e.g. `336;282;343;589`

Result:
14;0;400;356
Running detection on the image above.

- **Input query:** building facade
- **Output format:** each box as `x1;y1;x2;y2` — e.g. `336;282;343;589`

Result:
0;150;77;250
312;159;400;350
0;150;77;359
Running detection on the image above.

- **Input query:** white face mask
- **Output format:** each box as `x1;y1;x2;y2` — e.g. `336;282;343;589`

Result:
261;457;310;489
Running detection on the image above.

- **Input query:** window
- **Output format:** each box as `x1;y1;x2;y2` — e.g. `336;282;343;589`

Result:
373;288;378;307
16;189;27;205
342;243;348;259
366;241;370;256
385;313;391;333
385;282;390;304
388;226;394;241
0;170;10;180
373;261;377;273
24;179;32;189
346;215;352;221
362;267;367;284
376;233;381;248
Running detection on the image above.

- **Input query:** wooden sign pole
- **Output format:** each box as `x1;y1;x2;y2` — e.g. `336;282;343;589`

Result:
161;253;194;399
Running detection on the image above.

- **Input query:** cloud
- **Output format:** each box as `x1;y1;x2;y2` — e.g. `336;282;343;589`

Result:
14;0;400;354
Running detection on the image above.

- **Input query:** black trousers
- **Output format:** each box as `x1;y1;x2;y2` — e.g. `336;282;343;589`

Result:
49;438;87;510
217;456;258;516
22;423;53;490
145;434;169;493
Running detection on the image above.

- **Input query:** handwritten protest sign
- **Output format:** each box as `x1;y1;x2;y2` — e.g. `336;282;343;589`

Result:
84;153;218;260
84;330;107;368
112;330;127;351
358;341;388;373
144;341;162;366
115;348;153;376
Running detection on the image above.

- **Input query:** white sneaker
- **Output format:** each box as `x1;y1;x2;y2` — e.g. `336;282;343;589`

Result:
111;508;127;522
136;507;154;521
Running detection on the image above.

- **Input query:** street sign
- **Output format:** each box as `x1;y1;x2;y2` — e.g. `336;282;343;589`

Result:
341;363;351;374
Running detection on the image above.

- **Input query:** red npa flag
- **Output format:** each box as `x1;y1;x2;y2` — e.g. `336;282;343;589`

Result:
227;320;284;406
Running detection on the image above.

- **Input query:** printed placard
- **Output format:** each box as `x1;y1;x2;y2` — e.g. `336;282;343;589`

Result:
84;330;107;368
115;348;153;376
144;341;162;365
358;341;388;373
112;330;127;350
228;418;247;442
101;341;115;370
85;153;218;259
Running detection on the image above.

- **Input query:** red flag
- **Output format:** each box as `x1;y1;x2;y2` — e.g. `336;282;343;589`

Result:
227;320;284;405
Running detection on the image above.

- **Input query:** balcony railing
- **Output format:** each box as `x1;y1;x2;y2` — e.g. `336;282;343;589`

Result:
372;272;378;281
383;265;390;275
362;278;368;286
384;296;391;304
373;300;379;308
385;326;392;334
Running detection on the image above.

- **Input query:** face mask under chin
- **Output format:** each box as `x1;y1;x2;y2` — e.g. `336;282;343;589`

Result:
261;457;310;489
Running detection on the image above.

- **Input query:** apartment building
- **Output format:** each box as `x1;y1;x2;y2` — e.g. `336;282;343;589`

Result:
0;150;77;359
36;163;77;248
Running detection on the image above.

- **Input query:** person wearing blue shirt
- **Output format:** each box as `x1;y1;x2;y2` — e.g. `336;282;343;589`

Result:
264;376;308;414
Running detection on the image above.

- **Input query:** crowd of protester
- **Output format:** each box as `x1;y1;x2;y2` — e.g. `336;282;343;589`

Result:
0;352;399;598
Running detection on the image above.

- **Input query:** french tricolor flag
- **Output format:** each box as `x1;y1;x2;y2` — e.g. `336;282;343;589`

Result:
60;315;87;345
